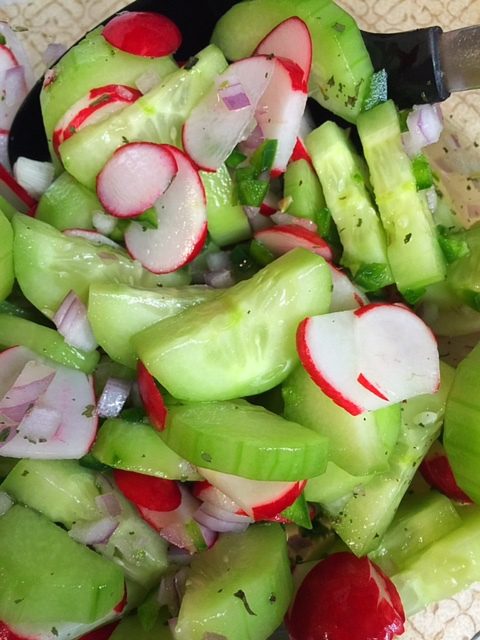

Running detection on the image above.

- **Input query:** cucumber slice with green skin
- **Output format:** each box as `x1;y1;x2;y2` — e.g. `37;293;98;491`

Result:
445;225;480;310
283;158;326;222
36;172;103;231
211;0;374;123
1;459;102;527
0;195;17;221
0;505;124;625
88;283;217;369
305;461;373;505
91;418;201;481
306;121;393;287
161;400;328;481
392;508;480;616
12;213;188;320
368;491;461;575
282;364;401;476
0;313;99;373
40;26;178;165
110;614;173;640
174;523;293;640
356;100;446;293
0;210;13;302
325;362;455;556
60;45;227;190
444;340;480;503
134;248;331;402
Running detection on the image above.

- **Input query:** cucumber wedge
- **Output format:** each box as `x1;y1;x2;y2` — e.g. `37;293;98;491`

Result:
174;523;293;640
60;45;227;189
111;614;173;640
211;0;374;123
134;248;331;401
0;211;13;302
162;400;328;481
356;100;446;293
283;158;326;222
13;214;188;319
88;283;217;369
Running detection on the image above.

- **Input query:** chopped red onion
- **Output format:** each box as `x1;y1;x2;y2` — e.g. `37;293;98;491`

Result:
244;206;273;232
160;522;197;552
203;269;235;289
95;492;123;518
194;508;250;533
157;574;180;616
41;43;68;67
53;290;98;352
13;156;54;199
270;211;317;231
0;22;34;88
198;523;218;548
219;82;251;111
135;69;162;94
0;491;13;516
16;401;61;444
0;129;10;171
0;65;28;131
96;377;131;418
199;501;253;525
63;228;121;248
69;516;119;545
424;186;438;213
240;123;265;151
166;545;192;566
168;619;178;635
174;566;189;600
402;104;443;157
92;211;117;236
95;472;116;494
206;251;231;273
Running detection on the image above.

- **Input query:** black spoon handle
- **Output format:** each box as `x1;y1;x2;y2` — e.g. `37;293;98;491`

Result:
7;0;449;164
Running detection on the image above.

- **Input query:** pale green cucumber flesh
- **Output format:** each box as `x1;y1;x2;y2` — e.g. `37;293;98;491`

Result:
12;213;188;319
0;195;17;221
161;400;328;481
111;614;173;640
446;225;480;308
60;45;227;189
88;283;216;369
40;26;178;162
356;100;446;292
211;0;373;123
1;459;102;527
368;491;461;574
305;462;374;506
36;172;103;231
91;418;201;481
174;523;293;640
444;340;480;502
0;312;99;373
134;248;331;401
0;210;13;302
282;364;400;476
283;158;326;221
307;121;392;285
0;505;124;625
392;508;480;617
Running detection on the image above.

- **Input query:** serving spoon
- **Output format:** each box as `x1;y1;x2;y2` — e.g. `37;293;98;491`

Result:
7;0;480;164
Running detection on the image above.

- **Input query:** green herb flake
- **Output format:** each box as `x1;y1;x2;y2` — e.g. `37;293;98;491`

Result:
234;589;257;616
89;94;111;108
333;22;345;32
184;56;199;70
201;452;212;463
327;75;335;87
82;404;96;418
0;35;6;45
404;233;412;244
0;427;10;443
269;593;277;604
51;628;59;637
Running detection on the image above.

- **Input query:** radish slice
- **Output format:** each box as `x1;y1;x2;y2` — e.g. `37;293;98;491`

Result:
13;157;55;200
0;64;28;132
0;162;37;214
53;84;142;154
0;346;97;458
198;467;305;521
138;484;199;531
255;56;308;176
69;516;119;546
113;468;181;512
254;224;332;261
125;145;207;273
290;137;312;163
328;264;368;312
63;228;121;248
182;56;275;171
0;23;34;88
53;290;98;352
193;481;245;514
270;211;317;231
194;508;250;534
354;303;440;403
254;17;313;85
137;361;168;431
96;142;177;218
102;11;182;58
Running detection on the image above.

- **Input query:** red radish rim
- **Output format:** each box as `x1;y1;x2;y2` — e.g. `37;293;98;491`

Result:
113;468;181;512
137;360;168;431
290;137;312;163
357;372;389;400
0;162;37;210
102;11;182;58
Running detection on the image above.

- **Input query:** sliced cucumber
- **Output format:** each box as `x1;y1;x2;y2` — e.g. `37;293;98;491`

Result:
211;0;374;123
283;158;326;222
91;418;201;481
1;459;102;527
307;121;393;287
111;614;173;640
282;364;401;476
174;523;293;640
60;45;227;189
305;461;374;505
0;210;13;302
40;26;178;163
13;214;188;319
0;505;124;625
356;100;446;293
161;400;328;481
36;172;103;231
88;283;216;369
134;248;331;401
446;225;480;310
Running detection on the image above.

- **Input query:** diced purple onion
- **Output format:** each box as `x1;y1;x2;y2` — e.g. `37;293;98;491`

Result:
219;82;250;111
96;377;132;418
240;123;265;151
0;22;34;88
0;491;13;516
206;251;231;272
0;130;10;171
63;228;121;248
244;206;273;232
0;66;28;131
92;211;117;236
135;69;162;94
198;523;218;548
168;618;178;635
199;500;253;525
157;573;180;616
194;507;250;533
16;401;61;444
270;211;318;231
166;545;192;566
402;104;443;157
203;269;235;289
425;186;438;213
69;516;119;545
53;290;98;352
95;492;123;518
41;42;67;67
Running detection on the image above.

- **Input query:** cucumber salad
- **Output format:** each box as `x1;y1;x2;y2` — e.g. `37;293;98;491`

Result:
0;1;480;639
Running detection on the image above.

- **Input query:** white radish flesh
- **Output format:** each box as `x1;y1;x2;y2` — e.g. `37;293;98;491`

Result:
96;142;177;218
328;264;368;312
254;224;332;261
125;145;207;274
